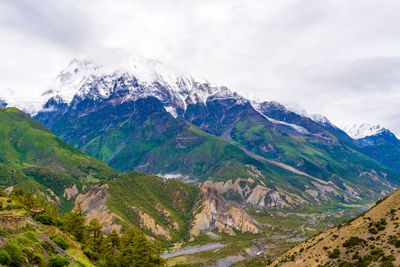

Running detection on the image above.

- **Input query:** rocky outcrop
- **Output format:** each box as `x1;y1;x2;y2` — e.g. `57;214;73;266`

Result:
132;207;172;240
63;184;79;200
190;185;260;239
0;215;27;231
75;184;122;233
204;178;306;209
3;186;13;196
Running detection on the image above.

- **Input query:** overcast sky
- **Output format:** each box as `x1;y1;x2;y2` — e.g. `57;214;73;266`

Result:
1;0;400;134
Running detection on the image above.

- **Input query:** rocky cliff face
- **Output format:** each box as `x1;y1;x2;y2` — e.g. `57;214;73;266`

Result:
190;185;260;239
75;178;260;241
75;184;122;233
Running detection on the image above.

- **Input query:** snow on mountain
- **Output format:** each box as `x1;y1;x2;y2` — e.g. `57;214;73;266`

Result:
344;123;388;139
32;57;247;117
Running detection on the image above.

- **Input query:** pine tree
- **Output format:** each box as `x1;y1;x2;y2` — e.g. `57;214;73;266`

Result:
102;229;120;267
63;203;86;242
87;219;104;254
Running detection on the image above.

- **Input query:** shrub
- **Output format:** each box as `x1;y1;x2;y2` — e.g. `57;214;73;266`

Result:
49;255;70;267
343;236;365;247
5;242;24;266
328;248;340;259
83;247;96;261
41;241;56;254
370;248;384;257
51;235;69;250
381;261;394;267
35;214;56;225
32;253;44;264
0;249;11;265
25;230;39;242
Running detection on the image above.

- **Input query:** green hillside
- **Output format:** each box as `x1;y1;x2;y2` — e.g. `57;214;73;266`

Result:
0;107;118;209
106;171;199;242
230;118;399;199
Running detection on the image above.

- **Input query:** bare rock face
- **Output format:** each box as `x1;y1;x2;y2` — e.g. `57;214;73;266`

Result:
132;206;172;240
75;184;122;233
63;184;79;200
204;179;306;209
190;185;260;239
3;186;13;196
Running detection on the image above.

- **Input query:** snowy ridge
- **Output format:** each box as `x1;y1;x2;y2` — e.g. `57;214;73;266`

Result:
34;57;247;117
3;56;343;136
344;123;387;139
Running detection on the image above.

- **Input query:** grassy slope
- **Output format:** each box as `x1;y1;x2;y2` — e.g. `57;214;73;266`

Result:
106;171;198;242
0;107;118;208
231;119;399;199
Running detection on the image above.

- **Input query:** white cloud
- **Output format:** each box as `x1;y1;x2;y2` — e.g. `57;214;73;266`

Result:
1;0;400;134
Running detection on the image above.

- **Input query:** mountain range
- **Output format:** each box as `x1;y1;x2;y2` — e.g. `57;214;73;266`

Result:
2;57;400;265
5;57;395;210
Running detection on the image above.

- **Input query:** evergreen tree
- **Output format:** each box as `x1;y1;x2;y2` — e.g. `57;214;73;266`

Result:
120;228;164;267
87;219;104;254
102;229;121;266
63;203;86;242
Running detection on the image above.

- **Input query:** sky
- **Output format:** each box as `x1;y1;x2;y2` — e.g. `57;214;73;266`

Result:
1;0;400;134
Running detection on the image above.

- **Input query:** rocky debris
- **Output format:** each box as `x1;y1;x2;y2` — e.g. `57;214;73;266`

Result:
0;215;27;231
190;185;260;239
46;189;61;206
75;184;122;233
3;186;13;196
132;206;172;240
63;184;79;200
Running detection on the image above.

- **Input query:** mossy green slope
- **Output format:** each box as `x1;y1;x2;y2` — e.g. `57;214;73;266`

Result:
0;107;118;208
230;119;399;199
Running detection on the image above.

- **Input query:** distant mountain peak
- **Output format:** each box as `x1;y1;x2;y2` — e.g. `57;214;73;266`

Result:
37;56;245;117
344;123;389;139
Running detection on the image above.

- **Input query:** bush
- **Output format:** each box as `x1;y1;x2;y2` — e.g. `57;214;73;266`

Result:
0;249;11;265
51;235;69;250
328;248;340;259
343;236;365;247
49;255;70;267
35;214;56;225
83;247;96;261
32;253;44;264
41;241;56;254
5;242;24;266
381;261;394;267
370;248;384;257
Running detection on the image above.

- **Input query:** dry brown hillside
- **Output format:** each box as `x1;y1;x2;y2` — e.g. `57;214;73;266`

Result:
272;189;400;267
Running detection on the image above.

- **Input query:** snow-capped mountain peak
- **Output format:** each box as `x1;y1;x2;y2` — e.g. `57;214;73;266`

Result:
24;56;245;117
344;123;388;139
